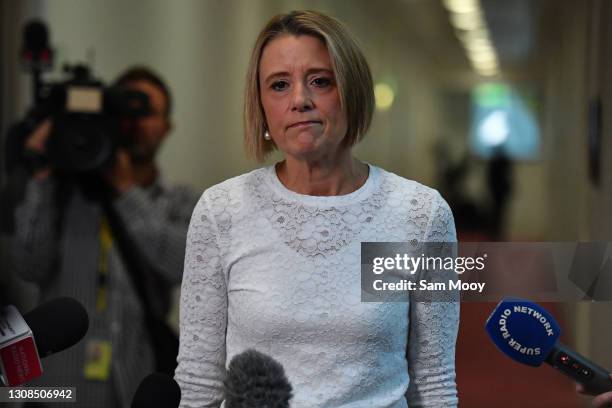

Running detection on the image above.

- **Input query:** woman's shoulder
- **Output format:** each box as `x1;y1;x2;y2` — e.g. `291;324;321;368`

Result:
374;166;455;239
375;165;444;204
196;167;268;209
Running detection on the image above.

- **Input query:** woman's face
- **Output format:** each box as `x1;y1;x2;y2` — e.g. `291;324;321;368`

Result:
258;34;348;162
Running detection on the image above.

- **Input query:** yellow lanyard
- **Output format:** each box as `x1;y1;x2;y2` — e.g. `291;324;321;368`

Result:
96;217;113;313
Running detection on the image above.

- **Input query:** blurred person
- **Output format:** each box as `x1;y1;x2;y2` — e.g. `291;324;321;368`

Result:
175;10;459;408
486;147;513;239
12;67;199;407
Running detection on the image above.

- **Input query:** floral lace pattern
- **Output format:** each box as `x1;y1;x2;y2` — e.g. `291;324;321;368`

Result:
176;165;459;408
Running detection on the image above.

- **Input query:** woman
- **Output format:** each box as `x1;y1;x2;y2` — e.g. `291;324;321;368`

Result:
175;10;459;407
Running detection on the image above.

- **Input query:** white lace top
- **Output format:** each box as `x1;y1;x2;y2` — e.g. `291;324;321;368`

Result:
175;163;459;408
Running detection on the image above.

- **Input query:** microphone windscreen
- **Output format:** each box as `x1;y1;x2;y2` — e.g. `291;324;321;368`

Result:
224;349;292;408
23;20;49;52
131;373;181;408
23;297;89;357
485;297;561;366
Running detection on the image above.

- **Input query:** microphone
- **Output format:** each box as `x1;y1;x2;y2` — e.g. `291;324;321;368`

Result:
131;373;181;408
21;20;53;71
0;297;89;386
485;298;612;394
224;349;293;408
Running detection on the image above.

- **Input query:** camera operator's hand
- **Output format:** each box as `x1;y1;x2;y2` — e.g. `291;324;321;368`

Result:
103;149;136;195
24;118;53;180
577;376;612;407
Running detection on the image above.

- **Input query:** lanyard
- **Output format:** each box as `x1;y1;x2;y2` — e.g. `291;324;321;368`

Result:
96;217;113;313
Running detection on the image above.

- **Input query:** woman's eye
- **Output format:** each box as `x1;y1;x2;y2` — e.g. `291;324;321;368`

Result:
312;77;332;87
271;81;289;91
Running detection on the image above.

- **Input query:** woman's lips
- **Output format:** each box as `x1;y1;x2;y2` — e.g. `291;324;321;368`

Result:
287;121;321;129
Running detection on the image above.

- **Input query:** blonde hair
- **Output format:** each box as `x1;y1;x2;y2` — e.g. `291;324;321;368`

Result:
244;10;374;162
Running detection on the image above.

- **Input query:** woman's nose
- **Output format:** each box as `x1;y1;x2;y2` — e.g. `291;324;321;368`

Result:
290;82;314;112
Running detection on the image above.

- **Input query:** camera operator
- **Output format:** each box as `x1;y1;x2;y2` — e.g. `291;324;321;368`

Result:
11;66;199;407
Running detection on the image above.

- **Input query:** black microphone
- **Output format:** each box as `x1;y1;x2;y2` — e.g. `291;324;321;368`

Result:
485;298;612;394
24;297;89;358
131;372;181;408
21;20;53;71
23;21;48;53
224;349;293;408
0;297;89;385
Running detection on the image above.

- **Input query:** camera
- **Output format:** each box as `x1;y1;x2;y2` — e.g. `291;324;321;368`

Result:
1;20;151;233
5;20;151;176
26;64;150;174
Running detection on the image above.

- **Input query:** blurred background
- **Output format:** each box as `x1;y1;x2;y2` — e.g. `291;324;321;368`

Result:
1;0;611;406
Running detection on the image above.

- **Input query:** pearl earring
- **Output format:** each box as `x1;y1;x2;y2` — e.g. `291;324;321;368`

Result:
264;130;272;140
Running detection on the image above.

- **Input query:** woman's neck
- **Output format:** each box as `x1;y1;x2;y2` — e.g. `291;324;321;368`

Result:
275;153;369;196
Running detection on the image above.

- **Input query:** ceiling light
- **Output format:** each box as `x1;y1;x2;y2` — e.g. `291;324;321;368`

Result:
374;83;395;111
469;51;496;63
450;11;484;31
443;0;480;14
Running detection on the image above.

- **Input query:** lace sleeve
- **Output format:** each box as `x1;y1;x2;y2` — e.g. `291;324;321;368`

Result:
175;193;227;408
406;193;460;407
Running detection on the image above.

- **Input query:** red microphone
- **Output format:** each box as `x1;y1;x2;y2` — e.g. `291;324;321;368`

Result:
0;297;89;386
0;305;42;386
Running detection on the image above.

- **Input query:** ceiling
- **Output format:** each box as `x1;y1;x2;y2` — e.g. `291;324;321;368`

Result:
354;0;552;86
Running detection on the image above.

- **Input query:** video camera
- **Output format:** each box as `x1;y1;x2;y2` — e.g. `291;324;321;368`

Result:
6;20;151;176
0;20;152;234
